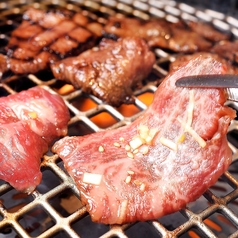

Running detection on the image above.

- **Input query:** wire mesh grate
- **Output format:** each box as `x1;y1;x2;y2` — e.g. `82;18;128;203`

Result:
0;0;238;237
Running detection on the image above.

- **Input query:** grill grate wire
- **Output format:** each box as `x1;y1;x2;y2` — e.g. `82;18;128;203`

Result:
0;0;238;237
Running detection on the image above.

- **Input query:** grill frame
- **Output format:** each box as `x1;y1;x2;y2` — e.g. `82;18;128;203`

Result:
0;0;238;237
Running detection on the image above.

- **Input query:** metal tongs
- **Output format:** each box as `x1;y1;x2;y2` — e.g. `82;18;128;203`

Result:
175;74;238;102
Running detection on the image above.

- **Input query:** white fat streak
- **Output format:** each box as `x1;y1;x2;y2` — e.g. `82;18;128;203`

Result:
186;89;195;129
117;200;128;224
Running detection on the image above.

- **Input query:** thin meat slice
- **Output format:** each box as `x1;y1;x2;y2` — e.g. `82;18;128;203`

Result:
28;20;78;52
2;87;70;144
51;37;155;106
53;55;236;224
166;27;212;53
211;40;238;64
9;51;58;74
103;16;212;53
103;17;172;49
6;36;42;60
0;87;70;192
0;121;48;193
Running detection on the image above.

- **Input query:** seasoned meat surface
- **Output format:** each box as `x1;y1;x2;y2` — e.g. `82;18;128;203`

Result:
23;7;74;28
0;8;101;77
103;17;172;49
103;16;213;53
211;40;238;64
185;20;230;42
51;37;155;106
0;87;70;193
53;55;236;224
0;54;8;78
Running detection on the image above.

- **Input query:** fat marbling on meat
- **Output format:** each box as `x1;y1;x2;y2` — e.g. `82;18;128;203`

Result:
53;54;236;224
0;87;70;193
51;36;155;106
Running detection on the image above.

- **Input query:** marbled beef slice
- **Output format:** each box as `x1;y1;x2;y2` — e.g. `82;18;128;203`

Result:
53;55;236;224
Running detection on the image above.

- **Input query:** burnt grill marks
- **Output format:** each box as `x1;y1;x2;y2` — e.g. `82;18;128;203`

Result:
50;37;155;106
1;8;102;76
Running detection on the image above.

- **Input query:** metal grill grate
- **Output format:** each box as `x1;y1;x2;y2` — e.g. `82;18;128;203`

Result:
0;0;238;237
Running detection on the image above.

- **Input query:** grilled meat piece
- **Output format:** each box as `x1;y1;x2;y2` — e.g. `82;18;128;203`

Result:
211;40;238;64
103;17;172;49
103;16;212;53
166;27;212;53
51;37;155;106
0;54;8;78
23;7;73;28
0;87;70;193
11;20;43;39
185;20;230;42
8;51;58;74
0;8;101;77
53;55;235;224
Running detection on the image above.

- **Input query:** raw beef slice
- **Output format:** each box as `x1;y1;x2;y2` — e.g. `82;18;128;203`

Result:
53;54;236;224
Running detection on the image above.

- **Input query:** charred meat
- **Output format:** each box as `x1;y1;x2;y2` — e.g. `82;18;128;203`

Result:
185;20;230;42
103;16;215;53
211;40;238;64
51;37;156;106
0;8;102;77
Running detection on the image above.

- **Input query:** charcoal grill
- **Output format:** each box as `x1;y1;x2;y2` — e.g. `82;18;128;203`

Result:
1;0;238;237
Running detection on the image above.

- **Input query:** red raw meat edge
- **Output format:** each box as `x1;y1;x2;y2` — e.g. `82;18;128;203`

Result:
0;87;70;193
53;55;236;224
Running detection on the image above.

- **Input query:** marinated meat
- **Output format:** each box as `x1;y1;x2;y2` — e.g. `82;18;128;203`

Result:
211;40;238;64
9;51;58;74
0;8;101;77
103;17;172;49
11;20;43;39
0;54;8;78
27;20;78;52
185;21;230;42
0;87;70;193
53;55;236;224
103;16;212;53
23;7;73;28
51;37;155;106
166;27;212;53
